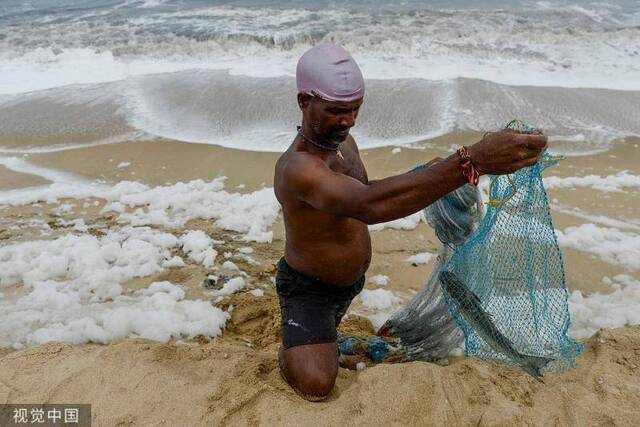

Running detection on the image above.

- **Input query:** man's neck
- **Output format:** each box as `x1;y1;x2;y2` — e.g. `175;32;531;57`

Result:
297;124;341;152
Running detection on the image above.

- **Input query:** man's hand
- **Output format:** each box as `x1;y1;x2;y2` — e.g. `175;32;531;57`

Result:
468;129;548;175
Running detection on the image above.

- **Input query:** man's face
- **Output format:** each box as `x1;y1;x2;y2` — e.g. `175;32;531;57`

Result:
299;94;363;143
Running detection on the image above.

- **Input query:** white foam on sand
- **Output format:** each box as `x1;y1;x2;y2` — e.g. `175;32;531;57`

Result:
2;158;639;348
368;211;424;231
354;288;404;330
249;288;264;297
2;280;228;348
181;230;217;269
551;204;640;232
162;256;185;268
0;157;281;243
368;275;390;287
222;261;240;271
404;252;435;264
115;180;279;243
544;171;640;192
556;224;640;271
0;226;177;293
359;288;402;311
0;158;283;348
0;226;229;348
209;277;246;297
569;275;640;340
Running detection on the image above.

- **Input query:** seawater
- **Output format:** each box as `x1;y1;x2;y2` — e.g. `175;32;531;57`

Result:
0;0;638;151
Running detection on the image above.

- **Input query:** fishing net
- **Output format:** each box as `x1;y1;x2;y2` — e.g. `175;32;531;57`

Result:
382;120;582;377
344;168;482;363
377;176;480;361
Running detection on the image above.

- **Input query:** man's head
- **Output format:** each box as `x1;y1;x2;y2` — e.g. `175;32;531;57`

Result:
296;43;364;143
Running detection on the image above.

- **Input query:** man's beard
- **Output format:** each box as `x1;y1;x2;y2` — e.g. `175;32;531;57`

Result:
328;128;349;143
328;135;346;144
311;122;349;145
310;121;349;144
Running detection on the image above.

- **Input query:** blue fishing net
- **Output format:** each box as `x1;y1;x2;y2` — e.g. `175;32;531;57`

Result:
341;176;482;364
384;120;582;378
441;122;582;377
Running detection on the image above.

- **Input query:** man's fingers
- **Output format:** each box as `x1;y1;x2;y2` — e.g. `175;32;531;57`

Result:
541;141;549;152
519;134;548;150
512;157;538;172
517;147;542;161
527;151;544;165
525;145;546;158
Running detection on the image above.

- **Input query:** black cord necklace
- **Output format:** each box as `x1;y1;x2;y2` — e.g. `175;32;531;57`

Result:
297;126;344;159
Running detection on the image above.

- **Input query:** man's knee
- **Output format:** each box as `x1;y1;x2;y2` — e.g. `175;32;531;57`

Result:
291;368;336;400
279;343;338;401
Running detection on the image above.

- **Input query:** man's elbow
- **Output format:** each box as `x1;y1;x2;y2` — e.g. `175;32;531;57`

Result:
318;190;383;224
351;203;383;225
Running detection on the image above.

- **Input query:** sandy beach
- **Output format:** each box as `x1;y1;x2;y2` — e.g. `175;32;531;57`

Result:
0;327;638;425
1;132;640;425
2;1;640;424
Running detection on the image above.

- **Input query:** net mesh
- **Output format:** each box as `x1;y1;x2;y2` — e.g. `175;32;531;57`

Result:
378;179;479;361
439;122;582;377
382;120;582;377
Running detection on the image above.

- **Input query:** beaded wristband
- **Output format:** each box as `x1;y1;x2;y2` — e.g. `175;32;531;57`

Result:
456;146;480;186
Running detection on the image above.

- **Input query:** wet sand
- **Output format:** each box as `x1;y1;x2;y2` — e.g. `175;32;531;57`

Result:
0;165;49;190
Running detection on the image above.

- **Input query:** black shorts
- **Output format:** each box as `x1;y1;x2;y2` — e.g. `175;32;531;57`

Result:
276;257;365;350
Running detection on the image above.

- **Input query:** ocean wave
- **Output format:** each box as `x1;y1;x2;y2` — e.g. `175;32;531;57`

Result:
0;82;133;144
1;70;637;153
121;72;640;151
0;3;638;93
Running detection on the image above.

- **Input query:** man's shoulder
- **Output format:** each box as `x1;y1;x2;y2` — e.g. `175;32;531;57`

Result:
281;150;326;180
276;147;327;191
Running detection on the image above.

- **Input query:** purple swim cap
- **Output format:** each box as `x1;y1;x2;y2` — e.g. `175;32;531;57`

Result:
296;43;365;103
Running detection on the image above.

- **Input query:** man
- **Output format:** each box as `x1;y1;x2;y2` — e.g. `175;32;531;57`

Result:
273;43;547;401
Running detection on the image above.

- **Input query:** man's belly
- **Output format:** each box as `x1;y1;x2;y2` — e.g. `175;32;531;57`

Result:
284;227;372;287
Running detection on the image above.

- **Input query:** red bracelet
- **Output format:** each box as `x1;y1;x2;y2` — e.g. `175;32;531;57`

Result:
456;146;480;186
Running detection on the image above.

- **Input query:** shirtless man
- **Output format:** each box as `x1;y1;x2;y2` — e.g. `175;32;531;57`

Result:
274;43;547;401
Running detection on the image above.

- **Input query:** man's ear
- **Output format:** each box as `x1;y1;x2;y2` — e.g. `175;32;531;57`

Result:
297;93;312;110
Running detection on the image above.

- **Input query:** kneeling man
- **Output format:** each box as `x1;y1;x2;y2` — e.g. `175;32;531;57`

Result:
274;43;547;401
